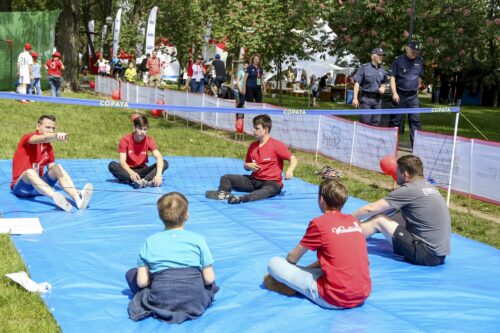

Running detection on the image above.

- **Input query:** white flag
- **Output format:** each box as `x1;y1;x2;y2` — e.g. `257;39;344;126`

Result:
88;20;94;55
100;24;107;54
145;6;158;56
112;8;122;58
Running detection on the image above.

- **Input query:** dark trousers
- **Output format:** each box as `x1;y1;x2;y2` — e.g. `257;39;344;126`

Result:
213;75;226;89
108;160;168;183
126;268;141;295
390;91;421;147
219;174;281;202
246;86;263;102
359;95;382;126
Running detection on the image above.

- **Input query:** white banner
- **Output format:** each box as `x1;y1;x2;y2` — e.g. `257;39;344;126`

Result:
100;24;107;54
112;8;122;58
414;130;500;205
145;6;158;56
88;20;94;55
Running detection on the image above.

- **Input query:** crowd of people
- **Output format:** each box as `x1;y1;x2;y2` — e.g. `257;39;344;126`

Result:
10;109;451;323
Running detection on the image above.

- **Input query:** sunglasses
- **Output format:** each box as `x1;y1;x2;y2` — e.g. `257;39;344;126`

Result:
197;58;202;60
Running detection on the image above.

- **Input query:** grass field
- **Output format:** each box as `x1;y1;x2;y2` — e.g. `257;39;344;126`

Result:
0;89;498;332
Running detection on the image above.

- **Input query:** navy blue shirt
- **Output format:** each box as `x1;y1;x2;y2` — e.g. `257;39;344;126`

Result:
390;55;424;92
354;62;387;93
245;64;263;88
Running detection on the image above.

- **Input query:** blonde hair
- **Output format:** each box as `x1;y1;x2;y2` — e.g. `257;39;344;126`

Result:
157;192;189;228
319;179;348;210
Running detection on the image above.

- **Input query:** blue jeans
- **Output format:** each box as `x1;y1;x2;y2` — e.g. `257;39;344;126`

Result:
267;257;340;309
190;80;204;94
48;76;62;97
28;78;42;96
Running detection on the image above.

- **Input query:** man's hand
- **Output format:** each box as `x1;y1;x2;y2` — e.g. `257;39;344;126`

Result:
130;172;141;182
352;98;359;108
152;175;163;187
245;162;260;171
392;92;400;104
55;132;68;142
378;86;386;95
285;169;294;180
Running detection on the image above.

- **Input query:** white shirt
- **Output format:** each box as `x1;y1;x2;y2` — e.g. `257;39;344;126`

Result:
192;64;204;82
18;51;33;77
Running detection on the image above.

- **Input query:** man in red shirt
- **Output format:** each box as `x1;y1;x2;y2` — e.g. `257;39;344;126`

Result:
264;179;371;309
206;114;297;204
108;115;167;188
11;115;93;212
146;51;161;87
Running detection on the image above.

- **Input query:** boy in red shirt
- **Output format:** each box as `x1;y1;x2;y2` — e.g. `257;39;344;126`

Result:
11;115;93;212
206;114;297;204
264;179;371;309
108;115;168;188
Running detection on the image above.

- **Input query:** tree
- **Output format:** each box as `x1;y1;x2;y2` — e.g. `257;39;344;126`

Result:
58;0;81;91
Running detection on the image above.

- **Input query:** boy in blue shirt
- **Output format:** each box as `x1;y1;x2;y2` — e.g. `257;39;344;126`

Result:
126;192;219;323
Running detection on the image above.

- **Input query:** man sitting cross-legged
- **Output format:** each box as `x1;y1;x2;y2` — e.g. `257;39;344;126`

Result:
206;114;297;204
11;115;93;212
108;115;168;189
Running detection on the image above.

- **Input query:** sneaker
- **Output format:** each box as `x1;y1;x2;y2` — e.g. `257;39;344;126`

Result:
263;274;297;296
53;192;72;212
227;195;243;204
75;183;93;210
132;179;148;189
316;166;342;180
205;190;230;200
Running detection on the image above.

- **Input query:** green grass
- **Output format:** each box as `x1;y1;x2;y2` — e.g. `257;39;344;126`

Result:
0;91;498;331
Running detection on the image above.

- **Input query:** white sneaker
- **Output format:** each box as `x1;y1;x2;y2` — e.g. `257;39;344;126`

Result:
53;192;72;212
75;183;93;210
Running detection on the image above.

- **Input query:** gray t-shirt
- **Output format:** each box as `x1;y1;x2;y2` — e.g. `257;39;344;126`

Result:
385;179;451;256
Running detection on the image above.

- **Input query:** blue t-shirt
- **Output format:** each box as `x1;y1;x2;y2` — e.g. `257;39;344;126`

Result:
354;62;387;93
390;54;424;92
245;64;263;88
32;63;41;78
137;229;214;273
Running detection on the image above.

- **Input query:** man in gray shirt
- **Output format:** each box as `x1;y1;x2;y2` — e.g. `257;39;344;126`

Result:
353;155;451;266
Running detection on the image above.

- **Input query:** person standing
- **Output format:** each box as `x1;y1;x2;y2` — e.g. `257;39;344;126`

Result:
17;43;33;103
146;51;161;87
389;41;424;147
29;52;42;96
242;54;266;102
45;51;65;97
186;55;206;94
352;48;388;126
208;54;226;90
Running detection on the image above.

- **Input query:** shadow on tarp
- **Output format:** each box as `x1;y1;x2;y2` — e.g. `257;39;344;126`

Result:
0;157;499;333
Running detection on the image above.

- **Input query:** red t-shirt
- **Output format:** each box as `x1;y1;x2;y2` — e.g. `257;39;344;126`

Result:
118;134;158;168
147;57;161;75
300;211;371;308
45;59;63;77
11;132;55;188
245;137;292;186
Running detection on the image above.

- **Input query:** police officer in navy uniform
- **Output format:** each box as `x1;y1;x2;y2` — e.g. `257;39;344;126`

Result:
352;48;388;126
389;40;424;147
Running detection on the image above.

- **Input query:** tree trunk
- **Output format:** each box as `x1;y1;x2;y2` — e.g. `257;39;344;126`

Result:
58;0;81;92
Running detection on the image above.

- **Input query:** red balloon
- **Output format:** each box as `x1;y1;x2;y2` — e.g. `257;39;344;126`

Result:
130;113;140;123
380;155;398;181
89;80;95;89
111;90;121;100
151;109;163;118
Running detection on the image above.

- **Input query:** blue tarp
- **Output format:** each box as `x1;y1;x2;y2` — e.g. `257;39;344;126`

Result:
1;158;499;333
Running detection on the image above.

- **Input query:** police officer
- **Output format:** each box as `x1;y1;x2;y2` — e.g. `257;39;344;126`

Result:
352;48;388;126
389;40;424;147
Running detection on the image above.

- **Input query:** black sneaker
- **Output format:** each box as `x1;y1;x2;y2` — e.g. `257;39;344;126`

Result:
227;195;243;204
205;190;230;200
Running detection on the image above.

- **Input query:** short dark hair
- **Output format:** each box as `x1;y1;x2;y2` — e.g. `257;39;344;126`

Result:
133;115;149;128
38;115;56;124
253;114;272;132
319;179;348;210
157;192;189;228
397;155;424;177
